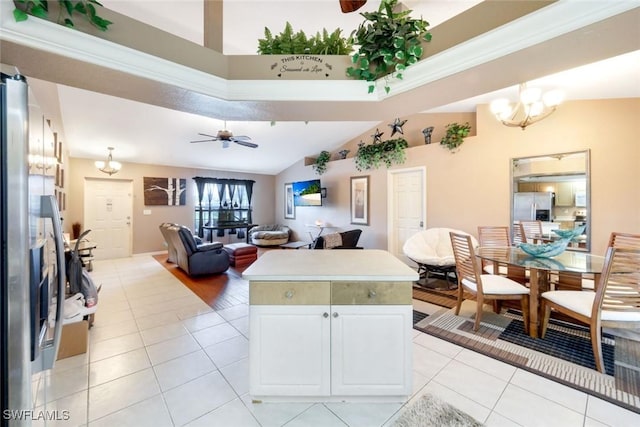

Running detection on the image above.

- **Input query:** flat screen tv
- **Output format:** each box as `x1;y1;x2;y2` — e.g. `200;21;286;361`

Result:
293;179;322;207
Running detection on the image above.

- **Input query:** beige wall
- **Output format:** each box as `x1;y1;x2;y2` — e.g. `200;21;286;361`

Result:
67;158;276;254
277;98;640;255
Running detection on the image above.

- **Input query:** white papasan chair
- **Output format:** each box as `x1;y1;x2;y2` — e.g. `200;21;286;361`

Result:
403;227;479;289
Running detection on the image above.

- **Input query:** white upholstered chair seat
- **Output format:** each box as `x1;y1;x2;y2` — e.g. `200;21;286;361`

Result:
403;228;478;267
463;275;530;295
542;290;640;322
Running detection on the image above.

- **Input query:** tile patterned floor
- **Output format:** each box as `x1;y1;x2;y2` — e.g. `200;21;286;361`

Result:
31;255;640;426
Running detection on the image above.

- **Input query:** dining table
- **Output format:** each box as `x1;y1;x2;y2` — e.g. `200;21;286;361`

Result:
476;247;605;338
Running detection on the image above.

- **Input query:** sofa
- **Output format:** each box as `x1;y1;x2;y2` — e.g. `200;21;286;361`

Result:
164;225;229;276
312;229;363;249
248;224;291;246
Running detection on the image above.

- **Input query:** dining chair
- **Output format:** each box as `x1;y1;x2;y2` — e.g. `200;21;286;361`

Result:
520;220;544;243
563;232;640;291
477;226;511;275
512;222;526;246
450;232;530;332
540;246;640;373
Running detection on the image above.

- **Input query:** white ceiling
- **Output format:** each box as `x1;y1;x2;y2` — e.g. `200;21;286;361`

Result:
15;1;640;174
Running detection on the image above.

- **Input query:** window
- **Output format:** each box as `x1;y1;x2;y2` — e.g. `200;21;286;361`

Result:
192;177;255;237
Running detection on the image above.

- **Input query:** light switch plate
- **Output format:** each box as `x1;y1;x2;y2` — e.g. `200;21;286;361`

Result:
143;209;151;215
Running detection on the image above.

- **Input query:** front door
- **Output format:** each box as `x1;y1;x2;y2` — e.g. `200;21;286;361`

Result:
387;167;426;263
84;178;133;259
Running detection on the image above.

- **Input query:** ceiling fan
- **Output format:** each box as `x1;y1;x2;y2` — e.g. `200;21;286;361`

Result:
190;129;258;149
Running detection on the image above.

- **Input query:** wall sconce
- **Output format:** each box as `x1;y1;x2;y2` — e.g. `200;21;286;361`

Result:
95;147;121;176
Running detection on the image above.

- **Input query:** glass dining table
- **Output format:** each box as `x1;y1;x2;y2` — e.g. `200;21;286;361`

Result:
476;247;605;338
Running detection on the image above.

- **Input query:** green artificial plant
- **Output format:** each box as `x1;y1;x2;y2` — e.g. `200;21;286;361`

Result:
258;22;353;55
14;0;112;30
313;150;331;175
347;0;432;93
440;122;471;152
354;138;408;171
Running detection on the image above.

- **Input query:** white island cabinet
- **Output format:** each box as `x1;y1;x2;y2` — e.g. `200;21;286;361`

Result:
243;249;418;402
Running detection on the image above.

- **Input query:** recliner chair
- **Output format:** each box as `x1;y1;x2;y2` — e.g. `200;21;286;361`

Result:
165;225;229;276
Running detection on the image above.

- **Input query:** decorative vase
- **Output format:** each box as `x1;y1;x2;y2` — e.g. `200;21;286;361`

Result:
338;149;350;159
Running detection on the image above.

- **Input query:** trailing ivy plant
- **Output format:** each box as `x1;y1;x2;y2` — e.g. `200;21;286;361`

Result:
354;138;408;171
313;150;331;175
258;22;353;55
14;0;112;31
347;0;432;94
440;122;471;152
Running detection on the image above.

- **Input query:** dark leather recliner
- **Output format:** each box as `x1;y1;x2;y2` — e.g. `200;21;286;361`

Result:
165;225;229;276
159;223;203;263
312;229;363;249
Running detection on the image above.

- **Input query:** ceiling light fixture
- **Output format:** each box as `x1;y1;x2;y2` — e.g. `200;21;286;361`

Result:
95;147;121;176
490;82;564;130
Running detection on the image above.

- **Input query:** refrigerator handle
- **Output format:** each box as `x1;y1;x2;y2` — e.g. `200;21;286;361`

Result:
40;195;66;365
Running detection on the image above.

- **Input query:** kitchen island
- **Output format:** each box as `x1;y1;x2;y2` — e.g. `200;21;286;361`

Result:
243;249;418;402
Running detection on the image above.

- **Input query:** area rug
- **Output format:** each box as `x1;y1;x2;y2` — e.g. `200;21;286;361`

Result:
413;302;640;414
392;393;483;427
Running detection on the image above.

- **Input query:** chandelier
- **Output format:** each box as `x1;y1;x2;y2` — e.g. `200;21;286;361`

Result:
490;82;564;130
95;147;121;176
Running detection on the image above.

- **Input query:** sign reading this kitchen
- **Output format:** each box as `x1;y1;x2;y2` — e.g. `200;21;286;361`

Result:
269;55;335;78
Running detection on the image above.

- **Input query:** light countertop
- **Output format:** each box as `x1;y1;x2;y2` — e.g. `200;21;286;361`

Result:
242;249;419;281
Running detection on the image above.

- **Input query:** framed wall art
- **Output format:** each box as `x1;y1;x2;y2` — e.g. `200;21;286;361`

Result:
284;182;295;219
143;177;186;206
350;175;369;225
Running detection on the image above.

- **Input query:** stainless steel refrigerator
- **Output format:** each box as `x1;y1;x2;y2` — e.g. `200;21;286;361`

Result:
1;73;66;425
513;191;555;222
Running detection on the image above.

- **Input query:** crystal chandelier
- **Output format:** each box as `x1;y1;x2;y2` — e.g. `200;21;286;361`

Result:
95;147;121;176
490;83;564;130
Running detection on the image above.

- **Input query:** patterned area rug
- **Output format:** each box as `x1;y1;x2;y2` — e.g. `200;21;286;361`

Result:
413;302;640;414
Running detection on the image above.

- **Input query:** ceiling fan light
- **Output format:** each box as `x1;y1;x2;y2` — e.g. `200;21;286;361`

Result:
95;160;105;169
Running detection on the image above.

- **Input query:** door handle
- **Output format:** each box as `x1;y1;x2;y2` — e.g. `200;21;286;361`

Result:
419;220;424;228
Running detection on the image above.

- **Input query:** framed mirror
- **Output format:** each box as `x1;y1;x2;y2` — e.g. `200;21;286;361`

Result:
511;150;590;252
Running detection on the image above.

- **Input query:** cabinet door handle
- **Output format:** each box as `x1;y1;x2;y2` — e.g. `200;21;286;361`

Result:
323;312;329;318
368;290;377;298
332;312;339;318
284;290;294;299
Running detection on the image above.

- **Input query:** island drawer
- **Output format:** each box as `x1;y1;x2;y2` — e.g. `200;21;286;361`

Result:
331;281;412;305
250;281;330;305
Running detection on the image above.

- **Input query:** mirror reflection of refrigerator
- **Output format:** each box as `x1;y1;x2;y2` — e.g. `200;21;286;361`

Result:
513;192;555;221
1;73;66;423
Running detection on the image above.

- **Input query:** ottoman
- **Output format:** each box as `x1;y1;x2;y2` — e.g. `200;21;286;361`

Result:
223;243;258;268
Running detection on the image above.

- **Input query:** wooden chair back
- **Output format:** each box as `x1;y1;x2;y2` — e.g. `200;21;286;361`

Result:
512;222;526;245
608;232;640;249
450;232;483;294
593;247;640;328
520;220;543;243
478;226;511;247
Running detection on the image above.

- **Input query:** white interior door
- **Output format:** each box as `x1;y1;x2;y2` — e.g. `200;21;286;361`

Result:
84;178;133;260
387;167;426;263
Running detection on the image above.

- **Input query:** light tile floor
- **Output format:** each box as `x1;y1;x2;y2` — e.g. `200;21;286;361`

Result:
32;255;640;426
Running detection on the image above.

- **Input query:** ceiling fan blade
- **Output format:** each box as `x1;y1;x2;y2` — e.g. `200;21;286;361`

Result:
190;139;216;143
198;132;217;138
232;135;252;141
233;140;259;148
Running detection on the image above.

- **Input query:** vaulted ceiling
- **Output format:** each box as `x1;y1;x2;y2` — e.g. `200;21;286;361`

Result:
1;1;639;174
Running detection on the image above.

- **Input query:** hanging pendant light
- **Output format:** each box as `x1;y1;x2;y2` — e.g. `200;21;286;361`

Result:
95;147;121;176
490;82;564;130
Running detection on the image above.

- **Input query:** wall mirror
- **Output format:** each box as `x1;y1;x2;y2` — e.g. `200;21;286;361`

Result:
511;150;590;252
